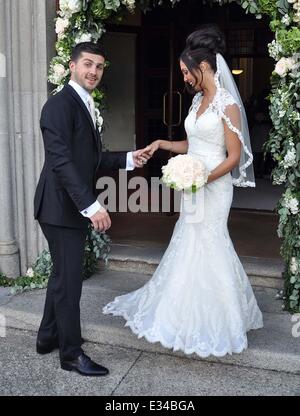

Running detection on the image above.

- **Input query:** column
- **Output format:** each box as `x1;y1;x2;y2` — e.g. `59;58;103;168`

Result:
0;0;20;277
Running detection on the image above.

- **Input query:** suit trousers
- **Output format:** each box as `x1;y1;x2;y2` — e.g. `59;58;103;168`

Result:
38;222;88;361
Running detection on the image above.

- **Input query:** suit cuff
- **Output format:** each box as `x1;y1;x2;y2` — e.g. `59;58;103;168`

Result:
80;200;101;218
126;152;135;171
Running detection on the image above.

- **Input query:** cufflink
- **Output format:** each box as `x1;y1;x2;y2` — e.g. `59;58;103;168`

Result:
84;210;88;214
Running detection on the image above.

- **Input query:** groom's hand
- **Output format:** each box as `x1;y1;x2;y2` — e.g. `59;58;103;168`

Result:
90;207;111;232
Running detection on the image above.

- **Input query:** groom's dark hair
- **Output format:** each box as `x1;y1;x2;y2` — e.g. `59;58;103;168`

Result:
70;42;106;62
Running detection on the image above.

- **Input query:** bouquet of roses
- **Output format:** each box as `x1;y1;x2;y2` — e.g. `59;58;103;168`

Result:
162;154;209;193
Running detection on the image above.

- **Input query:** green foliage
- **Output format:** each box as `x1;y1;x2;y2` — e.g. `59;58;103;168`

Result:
90;0;113;19
258;0;300;312
277;27;300;55
83;225;111;279
33;250;53;278
0;271;49;294
239;0;262;16
257;0;277;15
0;226;111;294
276;0;291;16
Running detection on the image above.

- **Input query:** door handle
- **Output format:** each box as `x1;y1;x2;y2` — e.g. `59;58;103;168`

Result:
163;92;168;126
162;91;182;127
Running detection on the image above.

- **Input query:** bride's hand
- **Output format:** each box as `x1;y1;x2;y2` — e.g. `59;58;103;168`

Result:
144;140;160;157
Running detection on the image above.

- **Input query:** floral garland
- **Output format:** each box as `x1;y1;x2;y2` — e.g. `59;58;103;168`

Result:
48;0;300;313
262;0;300;313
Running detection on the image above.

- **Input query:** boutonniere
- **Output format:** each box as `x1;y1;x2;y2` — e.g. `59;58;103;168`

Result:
94;108;103;134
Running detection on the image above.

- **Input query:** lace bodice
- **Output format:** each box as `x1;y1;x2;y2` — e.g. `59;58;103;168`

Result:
185;89;236;164
190;88;237;115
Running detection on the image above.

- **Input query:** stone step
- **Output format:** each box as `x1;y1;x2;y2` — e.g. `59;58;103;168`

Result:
1;270;299;375
106;243;284;289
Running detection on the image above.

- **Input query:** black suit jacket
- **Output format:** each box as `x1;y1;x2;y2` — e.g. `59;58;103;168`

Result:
34;85;126;229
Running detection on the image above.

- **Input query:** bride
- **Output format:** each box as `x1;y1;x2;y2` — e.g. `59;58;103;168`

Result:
103;25;263;357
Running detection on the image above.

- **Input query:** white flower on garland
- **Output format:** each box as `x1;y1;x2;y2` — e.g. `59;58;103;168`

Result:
282;14;291;26
26;268;34;278
284;193;299;215
75;32;92;44
281;147;297;169
274;57;296;77
95;108;104;133
279;109;286;118
290;0;300;23
74;27;104;45
288;111;300;126
273;170;287;185
57;48;71;62
290;257;299;275
59;0;82;18
54;84;65;94
55;17;70;39
268;40;283;61
49;63;69;85
121;0;136;11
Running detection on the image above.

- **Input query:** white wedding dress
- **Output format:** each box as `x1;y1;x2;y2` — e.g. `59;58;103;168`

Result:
103;87;263;358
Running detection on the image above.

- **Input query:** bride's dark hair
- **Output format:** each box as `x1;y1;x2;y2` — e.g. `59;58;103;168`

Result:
180;24;226;93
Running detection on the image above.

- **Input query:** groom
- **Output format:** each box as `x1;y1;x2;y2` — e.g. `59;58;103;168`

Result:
34;42;150;376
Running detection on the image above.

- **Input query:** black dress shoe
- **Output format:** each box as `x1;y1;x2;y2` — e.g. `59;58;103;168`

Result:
37;338;85;354
61;353;109;376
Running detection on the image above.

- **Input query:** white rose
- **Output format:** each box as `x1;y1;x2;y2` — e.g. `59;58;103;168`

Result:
289;198;299;214
26;268;34;277
60;0;81;17
294;2;300;10
286;57;297;71
285;196;299;214
50;63;68;84
294;14;300;23
54;63;67;77
275;58;289;77
69;0;82;9
282;148;296;168
162;154;207;191
55;17;70;37
290;257;298;274
75;33;92;44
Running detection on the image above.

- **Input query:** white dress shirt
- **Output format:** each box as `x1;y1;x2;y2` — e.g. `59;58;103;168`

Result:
68;80;135;218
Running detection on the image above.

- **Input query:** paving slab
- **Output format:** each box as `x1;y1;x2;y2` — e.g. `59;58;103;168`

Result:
0;328;141;396
114;351;300;396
